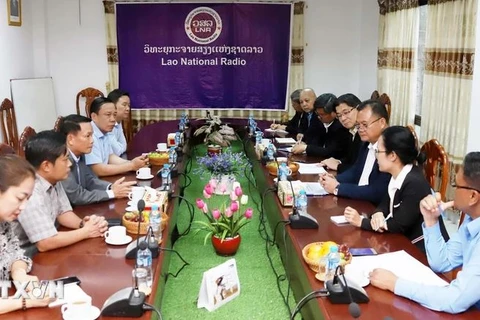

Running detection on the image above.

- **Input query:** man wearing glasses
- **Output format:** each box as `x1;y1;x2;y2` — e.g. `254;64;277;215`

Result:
369;152;480;314
319;93;362;173
319;99;390;204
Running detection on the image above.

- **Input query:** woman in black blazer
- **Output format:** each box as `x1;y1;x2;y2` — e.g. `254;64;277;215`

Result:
344;126;449;252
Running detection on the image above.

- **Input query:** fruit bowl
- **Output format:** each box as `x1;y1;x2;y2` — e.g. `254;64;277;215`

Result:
122;211;169;235
266;161;300;176
148;151;169;166
302;241;352;280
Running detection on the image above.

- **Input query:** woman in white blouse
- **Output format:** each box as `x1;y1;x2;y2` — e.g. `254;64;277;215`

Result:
0;155;50;313
343;126;449;252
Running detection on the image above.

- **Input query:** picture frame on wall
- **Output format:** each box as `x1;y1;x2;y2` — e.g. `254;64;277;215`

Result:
7;0;21;26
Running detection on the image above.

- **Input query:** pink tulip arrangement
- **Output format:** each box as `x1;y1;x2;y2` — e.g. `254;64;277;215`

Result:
195;180;254;243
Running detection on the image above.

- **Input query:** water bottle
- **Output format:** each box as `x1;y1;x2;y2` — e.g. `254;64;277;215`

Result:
136;241;153;287
255;131;262;146
267;143;275;161
325;245;341;282
161;164;172;190
168;146;177;164
178;118;185;132
279;162;288;181
149;204;162;242
175;131;182;146
296;189;308;216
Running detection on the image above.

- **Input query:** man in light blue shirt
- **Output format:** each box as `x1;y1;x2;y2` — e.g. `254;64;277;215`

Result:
85;97;148;177
106;89;130;156
369;152;480;314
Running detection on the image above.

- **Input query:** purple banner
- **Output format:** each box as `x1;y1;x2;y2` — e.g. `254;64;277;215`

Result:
116;3;292;110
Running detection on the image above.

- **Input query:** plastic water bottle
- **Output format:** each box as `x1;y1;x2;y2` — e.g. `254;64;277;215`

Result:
267;143;275;161
175;131;182;146
325;246;341;282
296;189;308;216
161;164;172;190
149;204;162;242
279;162;288;181
168;146;177;164
178;118;185;132
255;131;262;146
136;241;153;287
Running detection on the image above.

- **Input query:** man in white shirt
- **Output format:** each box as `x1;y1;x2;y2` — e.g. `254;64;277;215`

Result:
106;89;130;156
319;99;391;204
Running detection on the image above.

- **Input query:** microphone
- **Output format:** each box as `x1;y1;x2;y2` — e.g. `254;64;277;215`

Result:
125;200;148;259
101;200;146;317
287;177;318;229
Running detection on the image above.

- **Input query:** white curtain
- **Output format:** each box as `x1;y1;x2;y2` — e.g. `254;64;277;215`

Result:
103;1;305;132
377;0;419;126
420;0;476;164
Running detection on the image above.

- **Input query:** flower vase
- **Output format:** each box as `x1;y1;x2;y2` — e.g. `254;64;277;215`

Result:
211;234;241;256
207;145;222;156
211;174;236;195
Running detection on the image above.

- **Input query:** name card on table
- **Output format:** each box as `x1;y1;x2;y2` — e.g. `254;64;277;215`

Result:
197;259;240;312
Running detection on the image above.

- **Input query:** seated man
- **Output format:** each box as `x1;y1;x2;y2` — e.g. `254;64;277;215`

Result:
85;97;148;177
319;99;390;205
296;88;324;145
370;152;480;314
106;89;130;156
270;89;303;136
320;93;362;173
292;93;351;158
59;114;136;206
12;131;108;254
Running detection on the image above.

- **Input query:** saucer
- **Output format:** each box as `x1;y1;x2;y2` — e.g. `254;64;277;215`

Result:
125;206;139;212
344;273;370;288
63;306;100;320
136;174;154;180
105;235;132;246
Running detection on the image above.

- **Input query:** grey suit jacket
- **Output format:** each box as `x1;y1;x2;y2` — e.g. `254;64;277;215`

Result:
61;153;111;206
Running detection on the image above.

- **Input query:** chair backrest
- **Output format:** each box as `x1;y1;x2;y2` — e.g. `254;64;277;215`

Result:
0;142;15;155
379;93;392;120
406;125;419;150
54;116;63;132
122;110;133;145
76;87;104;116
420;139;450;201
371;90;380;100
0;98;19;153
19;126;37;158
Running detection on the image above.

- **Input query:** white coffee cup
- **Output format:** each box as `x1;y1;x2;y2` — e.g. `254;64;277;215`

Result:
128;186;145;202
136;167;151;178
61;296;92;319
261;138;272;146
157;143;167;151
104;226;127;242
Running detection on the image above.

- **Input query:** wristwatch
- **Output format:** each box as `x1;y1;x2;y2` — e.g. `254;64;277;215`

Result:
333;186;339;196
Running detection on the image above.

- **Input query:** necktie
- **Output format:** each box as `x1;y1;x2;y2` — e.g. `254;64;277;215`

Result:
307;113;312;127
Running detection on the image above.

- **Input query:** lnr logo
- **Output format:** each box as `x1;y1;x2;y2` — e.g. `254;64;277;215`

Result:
0;281;64;299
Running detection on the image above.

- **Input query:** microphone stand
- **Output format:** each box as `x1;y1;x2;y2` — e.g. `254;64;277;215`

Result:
131;199;147;302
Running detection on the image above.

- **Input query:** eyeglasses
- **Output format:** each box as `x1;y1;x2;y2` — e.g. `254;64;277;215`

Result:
374;148;387;155
355;117;382;131
451;183;480;193
336;107;357;119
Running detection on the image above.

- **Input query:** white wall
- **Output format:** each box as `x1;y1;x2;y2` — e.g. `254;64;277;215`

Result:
304;0;378;100
0;0;34;105
44;0;108;117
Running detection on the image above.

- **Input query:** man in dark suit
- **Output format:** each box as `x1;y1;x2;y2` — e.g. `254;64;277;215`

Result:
292;93;351;159
270;89;303;136
59;114;135;206
295;88;323;145
320;99;391;205
320;93;362;173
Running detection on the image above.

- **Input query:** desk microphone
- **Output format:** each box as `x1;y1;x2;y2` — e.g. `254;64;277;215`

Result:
125;200;149;258
287;177;318;229
101;200;146;317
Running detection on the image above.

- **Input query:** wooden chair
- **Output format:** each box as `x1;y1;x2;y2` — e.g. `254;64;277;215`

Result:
421;139;449;201
54;116;63;132
122;110;133;145
371;90;380;100
76;87;104;116
18;126;36;158
379;93;392;120
0;142;15;155
0;98;19;153
407;125;419;150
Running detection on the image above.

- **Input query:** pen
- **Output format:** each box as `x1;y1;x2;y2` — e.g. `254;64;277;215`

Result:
430;189;446;218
